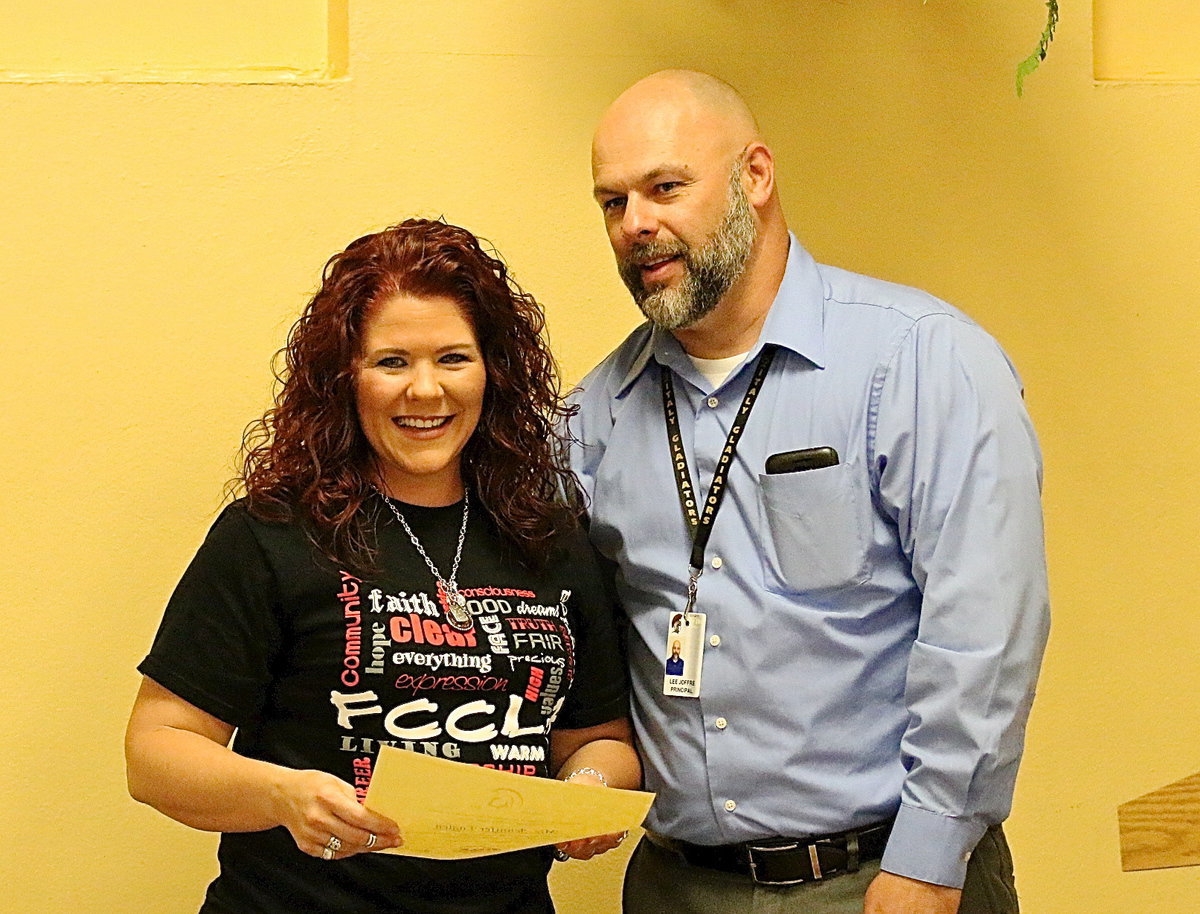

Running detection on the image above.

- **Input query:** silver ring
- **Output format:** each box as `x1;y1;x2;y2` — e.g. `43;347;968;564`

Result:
321;846;335;860
323;834;342;858
616;831;627;845
553;848;570;862
365;832;377;849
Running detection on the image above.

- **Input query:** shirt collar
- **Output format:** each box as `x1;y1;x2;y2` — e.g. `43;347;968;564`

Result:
755;234;827;369
614;233;827;395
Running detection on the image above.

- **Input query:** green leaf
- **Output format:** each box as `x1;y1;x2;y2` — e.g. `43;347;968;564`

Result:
1016;0;1060;97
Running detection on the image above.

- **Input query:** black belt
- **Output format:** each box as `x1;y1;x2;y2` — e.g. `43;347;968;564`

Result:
644;818;893;886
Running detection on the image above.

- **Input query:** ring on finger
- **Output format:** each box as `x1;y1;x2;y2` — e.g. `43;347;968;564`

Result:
365;832;378;850
321;834;342;860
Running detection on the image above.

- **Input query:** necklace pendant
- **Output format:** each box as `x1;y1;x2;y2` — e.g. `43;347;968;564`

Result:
377;487;474;632
444;589;473;631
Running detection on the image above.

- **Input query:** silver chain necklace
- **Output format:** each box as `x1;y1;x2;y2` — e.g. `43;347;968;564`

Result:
376;487;473;631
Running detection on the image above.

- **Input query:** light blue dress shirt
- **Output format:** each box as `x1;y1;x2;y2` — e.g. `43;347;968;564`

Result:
568;237;1050;888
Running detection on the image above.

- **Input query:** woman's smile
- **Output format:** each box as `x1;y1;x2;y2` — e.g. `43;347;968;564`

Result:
356;293;487;506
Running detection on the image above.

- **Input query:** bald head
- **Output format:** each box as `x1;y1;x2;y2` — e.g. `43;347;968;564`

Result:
593;70;761;171
653;69;760;131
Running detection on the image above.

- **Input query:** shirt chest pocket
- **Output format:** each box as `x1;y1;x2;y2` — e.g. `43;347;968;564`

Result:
758;463;871;594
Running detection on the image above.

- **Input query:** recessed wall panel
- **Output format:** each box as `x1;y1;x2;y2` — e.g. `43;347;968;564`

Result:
1095;0;1200;81
0;0;347;82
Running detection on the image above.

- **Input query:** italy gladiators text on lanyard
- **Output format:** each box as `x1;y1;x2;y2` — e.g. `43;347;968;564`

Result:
659;346;776;698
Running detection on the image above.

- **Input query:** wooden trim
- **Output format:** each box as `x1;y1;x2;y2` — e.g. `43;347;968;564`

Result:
1118;770;1200;871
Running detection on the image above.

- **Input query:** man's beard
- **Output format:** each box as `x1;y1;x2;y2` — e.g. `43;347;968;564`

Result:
617;169;757;331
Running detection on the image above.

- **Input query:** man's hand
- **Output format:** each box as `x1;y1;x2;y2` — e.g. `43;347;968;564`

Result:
863;871;962;914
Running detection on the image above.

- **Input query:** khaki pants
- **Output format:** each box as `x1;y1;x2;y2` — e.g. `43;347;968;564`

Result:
623;825;1018;914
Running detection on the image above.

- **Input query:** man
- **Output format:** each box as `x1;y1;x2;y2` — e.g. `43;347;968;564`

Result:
568;70;1050;914
666;640;684;676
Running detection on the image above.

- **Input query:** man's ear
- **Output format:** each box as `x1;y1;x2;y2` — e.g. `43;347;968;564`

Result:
742;142;775;208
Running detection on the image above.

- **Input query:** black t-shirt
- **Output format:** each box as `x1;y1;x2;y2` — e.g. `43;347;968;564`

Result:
139;498;628;914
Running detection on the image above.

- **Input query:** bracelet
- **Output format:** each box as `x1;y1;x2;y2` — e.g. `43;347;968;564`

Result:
562;765;608;787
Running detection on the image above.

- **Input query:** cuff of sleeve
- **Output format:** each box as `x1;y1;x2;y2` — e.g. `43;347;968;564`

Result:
878;804;988;889
137;658;246;728
557;689;630;730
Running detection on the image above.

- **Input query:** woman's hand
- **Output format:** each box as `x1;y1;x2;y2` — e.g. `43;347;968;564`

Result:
553;767;626;860
272;767;403;860
126;677;401;858
549;719;641;862
554;830;629;861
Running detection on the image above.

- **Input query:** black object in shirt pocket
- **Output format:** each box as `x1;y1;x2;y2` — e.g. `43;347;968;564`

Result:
764;446;839;475
758;462;870;593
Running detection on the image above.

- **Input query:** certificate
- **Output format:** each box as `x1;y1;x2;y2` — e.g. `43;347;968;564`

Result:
363;745;655;859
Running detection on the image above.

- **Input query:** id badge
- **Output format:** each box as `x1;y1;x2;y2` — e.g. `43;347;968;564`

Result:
662;611;706;698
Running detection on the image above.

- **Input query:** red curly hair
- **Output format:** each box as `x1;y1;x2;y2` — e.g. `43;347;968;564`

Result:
238;218;580;569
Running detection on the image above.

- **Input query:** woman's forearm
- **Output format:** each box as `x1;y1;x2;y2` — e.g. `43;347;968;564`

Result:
555;737;642;790
125;677;400;856
126;722;293;833
551;722;643;859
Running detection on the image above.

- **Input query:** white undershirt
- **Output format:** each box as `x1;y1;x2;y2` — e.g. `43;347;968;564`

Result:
688;351;751;390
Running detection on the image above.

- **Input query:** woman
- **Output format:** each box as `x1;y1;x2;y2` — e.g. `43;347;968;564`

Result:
126;219;639;914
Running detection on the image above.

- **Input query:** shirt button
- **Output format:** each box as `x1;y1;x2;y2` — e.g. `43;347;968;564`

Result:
710;556;723;569
706;396;719;408
715;717;728;730
709;634;721;647
724;800;737;812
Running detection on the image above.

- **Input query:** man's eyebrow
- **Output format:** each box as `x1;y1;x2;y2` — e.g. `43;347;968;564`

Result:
593;164;696;198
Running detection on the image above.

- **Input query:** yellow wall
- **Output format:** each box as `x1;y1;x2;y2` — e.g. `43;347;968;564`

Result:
1094;0;1200;80
2;2;1198;910
0;0;344;81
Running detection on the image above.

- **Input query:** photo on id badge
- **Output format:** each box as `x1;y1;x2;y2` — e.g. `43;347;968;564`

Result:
663;611;705;698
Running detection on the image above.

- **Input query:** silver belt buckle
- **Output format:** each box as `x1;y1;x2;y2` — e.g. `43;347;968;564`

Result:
745;840;821;886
